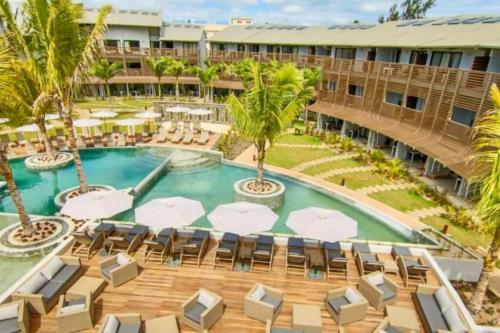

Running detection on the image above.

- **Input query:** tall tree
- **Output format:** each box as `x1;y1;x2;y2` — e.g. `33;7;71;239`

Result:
145;56;171;98
190;65;210;103
90;59;123;98
379;0;436;22
226;60;313;185
165;59;189;102
467;84;500;314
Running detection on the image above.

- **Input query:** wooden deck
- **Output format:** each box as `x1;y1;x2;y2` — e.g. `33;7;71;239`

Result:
30;241;439;333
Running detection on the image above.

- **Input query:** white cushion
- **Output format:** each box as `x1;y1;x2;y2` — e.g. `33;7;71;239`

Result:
251;285;266;301
116;253;130;266
0;303;19;321
443;308;467;333
344;287;362;304
103;315;120;333
198;290;215;308
434;287;453;313
60;303;85;315
367;273;384;286
40;256;65;280
18;273;48;294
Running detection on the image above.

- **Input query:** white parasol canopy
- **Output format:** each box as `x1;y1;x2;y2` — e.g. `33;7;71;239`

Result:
188;108;213;116
60;190;134;221
135;111;162;119
165;106;190;113
91;111;118;118
285;207;357;243
135;196;205;229
44;113;60;121
16;124;54;132
73;119;103;128
116;118;144;136
207;202;278;236
0;118;9;124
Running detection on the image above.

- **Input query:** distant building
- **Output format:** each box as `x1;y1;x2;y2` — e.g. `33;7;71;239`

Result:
230;17;253;25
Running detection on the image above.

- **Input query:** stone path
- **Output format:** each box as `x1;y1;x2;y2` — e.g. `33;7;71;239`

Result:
408;206;446;219
316;166;375;179
292;153;355;172
358;182;415;195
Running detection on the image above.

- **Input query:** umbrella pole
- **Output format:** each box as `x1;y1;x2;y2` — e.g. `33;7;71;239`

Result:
99;218;109;256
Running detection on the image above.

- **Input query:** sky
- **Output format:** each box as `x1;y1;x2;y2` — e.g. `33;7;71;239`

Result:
79;0;500;25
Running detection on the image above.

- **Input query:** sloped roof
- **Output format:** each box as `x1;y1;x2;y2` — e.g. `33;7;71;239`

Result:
161;23;205;42
82;8;163;28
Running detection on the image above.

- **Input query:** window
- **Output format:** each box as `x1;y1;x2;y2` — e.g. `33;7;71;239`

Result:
451;107;475;127
281;46;294;54
162;41;174;48
150;41;160;48
409;50;428;65
124;40;140;48
389;49;401;63
385;92;403;105
249;44;259;53
335;48;356;59
406;96;425;111
237;44;245;52
267;45;274;54
126;62;141;69
215;43;226;52
327;81;336;92
348;84;363;96
104;39;120;47
430;52;462;68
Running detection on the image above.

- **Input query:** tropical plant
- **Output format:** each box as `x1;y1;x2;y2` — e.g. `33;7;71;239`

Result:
165;59;189;102
467;84;500;314
226;60;313;185
339;137;353;152
190;62;221;103
90;59;123;98
378;0;436;23
376;158;405;180
354;146;371;163
145;56;171;98
302;66;322;88
370;149;386;163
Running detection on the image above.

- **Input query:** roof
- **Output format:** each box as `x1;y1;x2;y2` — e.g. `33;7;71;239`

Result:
161;23;205;42
82;8;163;28
210;15;500;49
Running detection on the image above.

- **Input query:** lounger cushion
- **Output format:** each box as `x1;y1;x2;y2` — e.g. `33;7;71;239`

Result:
288;237;304;247
324;241;342;251
0;318;20;333
38;280;65;302
378;283;396;301
52;264;80;283
0;303;18;321
361;254;379;264
198;291;215;308
404;259;421;269
262;295;282;312
128;225;149;237
345;287;362;304
192;229;209;240
158;228;175;238
392;246;412;257
95;223;115;234
117;323;141;333
415;292;449;332
257;235;274;245
352;243;370;253
434;287;453;313
222;232;239;243
251;285;266;301
443;308;467;333
102;263;121;279
271;328;303;333
327;296;349;314
103;315;119;333
40;256;66;280
18;272;48;294
185;303;207;324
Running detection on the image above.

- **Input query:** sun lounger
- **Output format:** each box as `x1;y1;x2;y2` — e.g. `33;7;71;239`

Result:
285;237;306;277
143;228;176;264
183;121;191;130
182;129;193;144
171;129;183;143
70;231;104;260
251;235;275;272
55;128;67;149
181;229;210;267
197;130;209;145
112;126;125;146
391;245;415;260
397;256;431;287
142;125;152;142
213;232;239;270
193;121;201;133
354;250;384;276
157;127;168;143
167;121;178;133
324;241;348;280
104;226;146;256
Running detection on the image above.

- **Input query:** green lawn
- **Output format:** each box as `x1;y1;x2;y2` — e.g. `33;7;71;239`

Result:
265;147;335;169
369;189;437;212
75;98;158;110
421;215;492;248
275;133;321;145
302;158;365;176
327;171;389;190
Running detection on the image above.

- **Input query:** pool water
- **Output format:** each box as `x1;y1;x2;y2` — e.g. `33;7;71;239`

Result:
0;147;409;243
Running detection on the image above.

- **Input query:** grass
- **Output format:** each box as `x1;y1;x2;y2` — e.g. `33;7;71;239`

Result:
75;98;158;110
421;215;492;248
302;158;365;176
369;188;437;212
327;171;389;190
265;146;335;169
291;119;306;128
275;133;321;145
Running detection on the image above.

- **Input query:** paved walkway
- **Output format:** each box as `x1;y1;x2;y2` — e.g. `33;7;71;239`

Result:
359;182;415;195
292;153;355;172
408;206;447;219
316;166;375;179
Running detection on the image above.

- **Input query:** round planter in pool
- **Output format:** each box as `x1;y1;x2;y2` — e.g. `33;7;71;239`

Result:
24;152;74;172
54;184;116;209
234;178;285;209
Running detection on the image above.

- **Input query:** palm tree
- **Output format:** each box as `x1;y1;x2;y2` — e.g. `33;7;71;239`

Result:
90;59;123;98
467;84;500;314
165;59;189;102
226;60;312;185
190;65;210;103
145;56;171;98
302;66;322;122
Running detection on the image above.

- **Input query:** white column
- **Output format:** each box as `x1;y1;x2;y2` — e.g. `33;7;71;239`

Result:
457;178;468;197
424;157;434;176
394;142;408;160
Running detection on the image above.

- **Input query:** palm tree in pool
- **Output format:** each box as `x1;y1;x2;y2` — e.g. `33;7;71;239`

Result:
467;83;500;315
145;56;171;99
165;59;189;102
226;60;313;186
90;59;123;99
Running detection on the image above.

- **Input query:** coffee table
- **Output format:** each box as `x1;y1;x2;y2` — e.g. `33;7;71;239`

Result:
384;260;399;275
67;276;106;300
145;315;179;333
293;304;322;333
386;305;420;332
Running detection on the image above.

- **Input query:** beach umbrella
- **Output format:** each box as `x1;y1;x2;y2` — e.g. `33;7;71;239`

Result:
44;113;60;121
73;119;104;136
90;111;118;132
0;118;9;124
135;111;162;119
116;118;144;136
188;108;213;116
165;105;190;121
135;196;205;229
285;207;357;243
207;202;278;236
60;190;134;221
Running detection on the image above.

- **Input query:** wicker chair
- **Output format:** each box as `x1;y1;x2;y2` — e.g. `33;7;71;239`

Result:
0;300;29;333
325;286;368;325
99;313;142;333
359;272;399;310
56;291;94;333
100;253;139;288
213;232;239;270
244;283;283;322
181;288;223;332
372;317;417;333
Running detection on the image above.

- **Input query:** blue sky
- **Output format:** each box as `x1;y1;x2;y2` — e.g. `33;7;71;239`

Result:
81;0;500;25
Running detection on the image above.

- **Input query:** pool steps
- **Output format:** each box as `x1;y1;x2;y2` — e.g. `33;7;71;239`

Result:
131;151;178;197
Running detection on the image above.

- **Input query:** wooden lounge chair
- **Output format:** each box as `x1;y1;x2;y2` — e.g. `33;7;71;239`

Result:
142;124;152;142
182;129;193;144
354;250;384;276
324;241;348;280
93;134;104;147
251;235;275;273
143;228;176;264
70;231;104;260
197;130;209;145
213;232;239;270
112;126;125;146
193;121;201;133
391;245;415;260
55;128;67;149
171;129;183;143
167;121;178;133
180;230;210;267
104;225;148;256
157;127;168;143
397;256;431;287
285;237;306;277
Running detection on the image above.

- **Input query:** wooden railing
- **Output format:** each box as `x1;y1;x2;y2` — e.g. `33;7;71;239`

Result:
102;47;199;64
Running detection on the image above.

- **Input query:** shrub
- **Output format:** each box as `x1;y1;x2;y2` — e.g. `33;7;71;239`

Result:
339;137;353;152
370;149;386;163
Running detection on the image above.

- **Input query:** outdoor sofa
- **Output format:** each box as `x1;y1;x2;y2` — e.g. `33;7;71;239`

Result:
0;300;29;333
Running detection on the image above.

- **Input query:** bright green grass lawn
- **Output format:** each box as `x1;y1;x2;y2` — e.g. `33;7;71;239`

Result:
75;98;157;110
421;215;492;248
327;171;389;190
291;120;306;128
302;158;365;176
275;133;321;145
265;147;335;169
369;189;437;212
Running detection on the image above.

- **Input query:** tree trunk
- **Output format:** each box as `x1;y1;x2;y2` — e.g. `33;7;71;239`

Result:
468;227;500;314
37;120;55;161
0;145;32;235
56;100;89;194
157;78;162;99
105;80;111;99
175;77;180;102
203;85;207;104
255;140;266;185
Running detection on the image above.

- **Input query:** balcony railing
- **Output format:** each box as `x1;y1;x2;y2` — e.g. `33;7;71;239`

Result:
102;47;199;64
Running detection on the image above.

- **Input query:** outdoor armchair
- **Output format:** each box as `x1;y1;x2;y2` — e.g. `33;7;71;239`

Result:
359;272;399;310
56;291;94;333
100;253;139;288
0;300;29;333
373;317;416;333
99;313;142;333
325;286;368;325
244;283;283;322
181;288;224;332
265;319;303;333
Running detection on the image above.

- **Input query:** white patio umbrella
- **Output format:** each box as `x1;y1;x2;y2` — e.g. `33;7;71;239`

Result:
60;190;134;221
188;108;213;116
73;119;104;137
165;105;190;121
90;111;118;132
135;111;162;119
207;202;278;236
0;118;9;124
16;124;54;133
116;118;144;136
135;196;205;229
285;207;357;243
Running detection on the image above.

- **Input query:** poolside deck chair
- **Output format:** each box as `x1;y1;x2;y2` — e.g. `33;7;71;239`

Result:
197;130;209;145
171;129;183;143
142;124;152;142
143;228;176;264
251;235;275;273
354;251;384;276
167;121;178;133
397;256;430;287
285;237;306;277
55;128;67;149
157;127;168;143
93;134;104;147
112;126;125;146
75;135;85;148
182;129;193;144
180;230;210;267
391;245;415;260
104;226;146;255
324;241;348;280
183;120;191;131
351;242;371;256
14;133;29;148
70;231;104;260
193;121;201;133
213;232;239;270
